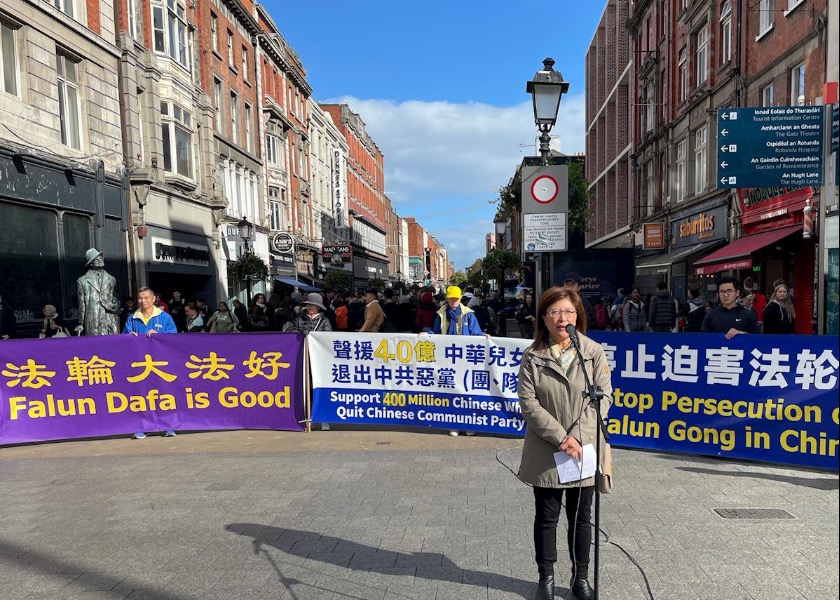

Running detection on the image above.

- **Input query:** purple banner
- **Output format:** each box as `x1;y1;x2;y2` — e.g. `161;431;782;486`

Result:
1;333;306;445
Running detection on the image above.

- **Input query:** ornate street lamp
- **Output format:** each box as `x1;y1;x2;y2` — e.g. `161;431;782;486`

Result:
526;57;570;165
238;216;254;304
237;216;254;254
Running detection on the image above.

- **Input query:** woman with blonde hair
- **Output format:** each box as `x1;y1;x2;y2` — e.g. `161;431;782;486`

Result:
762;282;795;334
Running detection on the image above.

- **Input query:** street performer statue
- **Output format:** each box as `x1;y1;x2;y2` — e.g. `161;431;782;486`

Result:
75;248;120;336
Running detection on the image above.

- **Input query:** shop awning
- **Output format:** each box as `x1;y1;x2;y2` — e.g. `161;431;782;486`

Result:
274;276;320;293
693;225;801;275
635;242;722;276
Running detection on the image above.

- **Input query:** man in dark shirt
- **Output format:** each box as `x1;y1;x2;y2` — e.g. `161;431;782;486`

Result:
701;276;760;339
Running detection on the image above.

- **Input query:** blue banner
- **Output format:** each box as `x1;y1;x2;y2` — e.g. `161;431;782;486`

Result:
309;331;838;470
589;332;838;470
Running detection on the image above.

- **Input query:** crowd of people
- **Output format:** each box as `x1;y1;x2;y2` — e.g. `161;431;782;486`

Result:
0;273;799;342
579;275;797;337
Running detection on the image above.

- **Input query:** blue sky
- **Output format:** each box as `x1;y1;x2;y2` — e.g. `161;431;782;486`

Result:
264;0;607;270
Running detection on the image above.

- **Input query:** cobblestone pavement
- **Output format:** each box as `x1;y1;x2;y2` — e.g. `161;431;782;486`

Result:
0;428;837;600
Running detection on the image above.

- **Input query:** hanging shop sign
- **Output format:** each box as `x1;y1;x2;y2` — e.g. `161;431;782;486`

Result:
643;222;665;249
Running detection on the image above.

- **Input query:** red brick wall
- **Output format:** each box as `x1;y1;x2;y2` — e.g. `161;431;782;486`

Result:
85;0;100;35
743;0;827;105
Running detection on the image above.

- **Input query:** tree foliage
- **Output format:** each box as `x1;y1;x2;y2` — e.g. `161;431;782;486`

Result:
369;277;386;291
324;270;352;292
449;271;467;287
229;252;268;282
482;249;521;291
493;158;593;235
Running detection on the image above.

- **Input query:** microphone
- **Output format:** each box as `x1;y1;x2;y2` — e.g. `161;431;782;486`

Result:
565;323;580;346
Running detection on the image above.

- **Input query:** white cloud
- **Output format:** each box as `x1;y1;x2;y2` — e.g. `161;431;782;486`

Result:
322;94;586;270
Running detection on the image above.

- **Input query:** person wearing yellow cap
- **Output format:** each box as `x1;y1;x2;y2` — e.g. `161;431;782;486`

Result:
432;285;485;436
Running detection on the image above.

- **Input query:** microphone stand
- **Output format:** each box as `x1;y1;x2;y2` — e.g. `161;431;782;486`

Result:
567;328;605;600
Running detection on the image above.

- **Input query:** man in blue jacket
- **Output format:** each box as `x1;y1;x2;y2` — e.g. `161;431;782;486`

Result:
432;285;483;336
123;286;177;439
431;285;485;436
123;287;178;336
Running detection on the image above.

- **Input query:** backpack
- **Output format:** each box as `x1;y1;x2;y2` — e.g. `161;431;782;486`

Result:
594;303;609;329
617;298;629;330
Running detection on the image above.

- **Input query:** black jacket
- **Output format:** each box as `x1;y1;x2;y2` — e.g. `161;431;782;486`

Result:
701;304;760;334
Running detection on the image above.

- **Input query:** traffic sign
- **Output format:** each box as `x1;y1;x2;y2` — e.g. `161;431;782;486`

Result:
523;212;567;252
716;106;823;189
521;165;568;214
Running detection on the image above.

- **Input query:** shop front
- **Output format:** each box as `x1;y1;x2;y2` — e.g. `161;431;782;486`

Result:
0;149;127;336
144;227;215;303
822;210;838;335
693;187;815;333
269;232;296;280
351;249;388;290
635;202;728;301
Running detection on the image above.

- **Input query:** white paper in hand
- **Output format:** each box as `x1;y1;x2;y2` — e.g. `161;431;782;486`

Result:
554;444;597;483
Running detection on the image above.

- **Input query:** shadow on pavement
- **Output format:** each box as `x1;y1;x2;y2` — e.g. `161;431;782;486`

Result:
0;540;184;599
676;466;839;490
226;523;534;599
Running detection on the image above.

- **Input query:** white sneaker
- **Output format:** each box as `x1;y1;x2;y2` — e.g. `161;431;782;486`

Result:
321;423;330;431
449;430;459;436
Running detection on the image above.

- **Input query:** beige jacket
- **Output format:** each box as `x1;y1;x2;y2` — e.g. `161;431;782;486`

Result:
359;300;385;332
517;333;613;488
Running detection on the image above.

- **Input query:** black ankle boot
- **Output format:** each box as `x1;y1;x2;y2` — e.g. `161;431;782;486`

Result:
534;573;554;600
571;577;594;600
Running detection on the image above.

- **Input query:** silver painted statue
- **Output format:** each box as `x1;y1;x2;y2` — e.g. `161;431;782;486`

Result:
75;248;120;336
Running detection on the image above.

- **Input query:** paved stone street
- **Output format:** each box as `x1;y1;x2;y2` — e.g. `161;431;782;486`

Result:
0;429;837;600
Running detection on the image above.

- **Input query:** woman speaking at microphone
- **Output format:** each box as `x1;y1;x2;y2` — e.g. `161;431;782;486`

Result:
516;286;613;600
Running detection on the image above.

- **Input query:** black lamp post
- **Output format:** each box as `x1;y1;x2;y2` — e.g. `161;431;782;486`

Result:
238;216;254;304
526;57;570;165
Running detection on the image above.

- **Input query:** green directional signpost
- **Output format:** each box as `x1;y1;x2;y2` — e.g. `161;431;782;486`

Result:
716;106;824;189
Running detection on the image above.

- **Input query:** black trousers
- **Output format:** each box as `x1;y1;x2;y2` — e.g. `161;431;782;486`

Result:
533;485;595;581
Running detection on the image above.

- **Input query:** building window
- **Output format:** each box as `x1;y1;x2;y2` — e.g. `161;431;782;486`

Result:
269;191;282;230
160;101;193;178
126;0;137;39
1;20;18;96
790;63;805;105
720;1;732;64
136;90;145;164
678;48;687;102
244;103;252;152
241;46;247;79
210;13;217;53
693;126;707;195
57;52;81;150
298;144;306;176
213;77;222;131
230;91;238;143
676;139;687;203
759;0;774;37
227;30;233;67
695;24;708;86
53;0;75;19
644;161;655;217
151;0;187;67
266;133;278;165
643;82;655;133
761;83;774;106
786;0;804;12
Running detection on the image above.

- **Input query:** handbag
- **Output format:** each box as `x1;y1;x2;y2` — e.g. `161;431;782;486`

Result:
53;327;71;338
